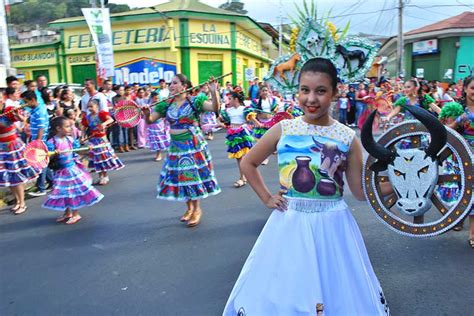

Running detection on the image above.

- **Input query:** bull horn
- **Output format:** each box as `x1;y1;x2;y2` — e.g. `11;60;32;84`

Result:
402;105;447;159
361;110;396;171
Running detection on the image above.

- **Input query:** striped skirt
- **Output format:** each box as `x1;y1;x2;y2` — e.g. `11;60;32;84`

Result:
88;137;124;172
0;139;38;187
200;112;220;134
253;118;272;140
157;128;221;201
147;118;170;151
225;125;254;159
43;162;103;211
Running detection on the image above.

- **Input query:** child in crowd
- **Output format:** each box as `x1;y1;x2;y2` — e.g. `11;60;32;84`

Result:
81;99;124;185
43;116;103;225
337;91;350;124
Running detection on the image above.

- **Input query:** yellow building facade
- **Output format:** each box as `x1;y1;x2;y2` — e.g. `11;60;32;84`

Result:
11;0;273;91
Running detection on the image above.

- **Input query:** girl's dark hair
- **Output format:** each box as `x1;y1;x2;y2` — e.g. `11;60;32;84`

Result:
298;58;338;91
24;80;33;87
5;87;16;96
150;91;159;98
175;74;192;89
231;91;244;104
21;90;37;101
88;99;100;107
48;116;69;139
460;76;474;107
407;79;424;105
59;88;70;101
40;87;52;104
137;87;145;94
64;109;75;119
53;86;63;98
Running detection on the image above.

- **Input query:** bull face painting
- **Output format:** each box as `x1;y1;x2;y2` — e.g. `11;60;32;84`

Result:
387;149;439;216
362;105;447;217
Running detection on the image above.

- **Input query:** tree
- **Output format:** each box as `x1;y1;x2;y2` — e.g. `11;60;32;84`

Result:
8;0;132;28
218;0;248;15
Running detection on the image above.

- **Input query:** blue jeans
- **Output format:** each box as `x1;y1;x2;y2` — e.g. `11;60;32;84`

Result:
107;123;120;147
339;108;348;124
37;167;53;192
355;101;366;124
118;126;129;146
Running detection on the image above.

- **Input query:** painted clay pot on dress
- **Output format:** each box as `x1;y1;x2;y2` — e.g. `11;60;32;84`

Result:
292;156;316;193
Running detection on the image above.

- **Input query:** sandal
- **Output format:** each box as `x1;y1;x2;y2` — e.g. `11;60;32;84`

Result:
234;179;246;188
180;209;194;222
10;204;20;212
469;238;474;249
65;215;82;225
13;205;28;215
56;214;73;223
187;209;202;227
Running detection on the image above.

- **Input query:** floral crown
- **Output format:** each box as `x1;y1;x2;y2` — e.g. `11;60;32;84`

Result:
265;17;380;94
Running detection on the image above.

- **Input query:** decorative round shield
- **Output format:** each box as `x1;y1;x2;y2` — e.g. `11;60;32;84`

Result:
363;121;474;237
114;100;142;128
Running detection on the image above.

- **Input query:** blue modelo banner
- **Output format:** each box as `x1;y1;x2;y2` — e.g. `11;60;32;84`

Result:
114;57;177;86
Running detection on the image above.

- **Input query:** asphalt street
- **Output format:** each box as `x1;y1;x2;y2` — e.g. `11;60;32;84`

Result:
1;131;473;316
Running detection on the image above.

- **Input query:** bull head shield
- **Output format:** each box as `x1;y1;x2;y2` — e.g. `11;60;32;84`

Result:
361;105;474;237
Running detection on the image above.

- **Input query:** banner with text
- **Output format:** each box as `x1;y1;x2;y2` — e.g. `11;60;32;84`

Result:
82;8;115;78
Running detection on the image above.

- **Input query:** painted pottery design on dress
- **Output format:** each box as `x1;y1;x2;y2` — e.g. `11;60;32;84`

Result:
277;135;349;199
292;156;316;193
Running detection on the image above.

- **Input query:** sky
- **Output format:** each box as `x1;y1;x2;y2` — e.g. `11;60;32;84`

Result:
109;0;473;37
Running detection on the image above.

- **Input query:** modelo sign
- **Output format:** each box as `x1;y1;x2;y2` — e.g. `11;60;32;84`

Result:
114;57;176;86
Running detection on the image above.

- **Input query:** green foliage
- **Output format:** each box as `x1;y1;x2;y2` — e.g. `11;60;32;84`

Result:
8;0;132;28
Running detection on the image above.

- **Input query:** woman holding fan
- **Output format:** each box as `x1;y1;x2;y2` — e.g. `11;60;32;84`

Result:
143;74;221;227
0;91;38;215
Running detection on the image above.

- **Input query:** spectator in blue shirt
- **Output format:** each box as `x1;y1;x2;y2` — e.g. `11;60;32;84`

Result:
21;90;53;196
35;75;48;107
248;77;260;100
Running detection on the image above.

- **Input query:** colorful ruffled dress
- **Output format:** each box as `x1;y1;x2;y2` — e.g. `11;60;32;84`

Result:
392;95;436;149
224;117;389;316
220;106;254;159
155;94;221;201
43;136;103;211
455;108;474;215
0;106;38;186
82;111;124;172
147;93;171;151
200;111;220;134
246;97;278;140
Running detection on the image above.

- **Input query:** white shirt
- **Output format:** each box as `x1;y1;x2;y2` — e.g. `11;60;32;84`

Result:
159;88;170;101
261;98;272;113
5;98;20;109
227;106;246;125
81;92;109;113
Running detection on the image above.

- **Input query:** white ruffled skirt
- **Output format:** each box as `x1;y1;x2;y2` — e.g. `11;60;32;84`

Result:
223;198;389;316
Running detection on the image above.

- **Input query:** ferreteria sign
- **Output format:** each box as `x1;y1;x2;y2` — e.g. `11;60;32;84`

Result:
189;22;230;47
66;26;172;50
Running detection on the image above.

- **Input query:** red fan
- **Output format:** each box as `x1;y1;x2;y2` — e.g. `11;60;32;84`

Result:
24;140;109;170
263;112;293;129
24;140;50;170
114;100;144;128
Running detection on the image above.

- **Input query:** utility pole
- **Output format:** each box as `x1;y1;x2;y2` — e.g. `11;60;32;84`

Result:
0;0;12;74
397;0;404;78
278;0;283;56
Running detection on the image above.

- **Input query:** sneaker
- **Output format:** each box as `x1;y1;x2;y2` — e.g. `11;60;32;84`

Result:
28;190;47;197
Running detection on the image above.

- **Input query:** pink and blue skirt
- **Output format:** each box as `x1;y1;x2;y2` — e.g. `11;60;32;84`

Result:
200;112;220;134
0;139;37;187
157;128;221;201
88;137;124;172
147;118;170;151
43;162;103;211
225;125;254;159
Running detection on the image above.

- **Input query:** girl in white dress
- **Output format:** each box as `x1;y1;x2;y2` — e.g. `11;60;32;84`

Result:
223;58;391;316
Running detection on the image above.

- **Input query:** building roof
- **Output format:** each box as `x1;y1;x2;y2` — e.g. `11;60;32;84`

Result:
406;11;474;35
50;0;244;25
